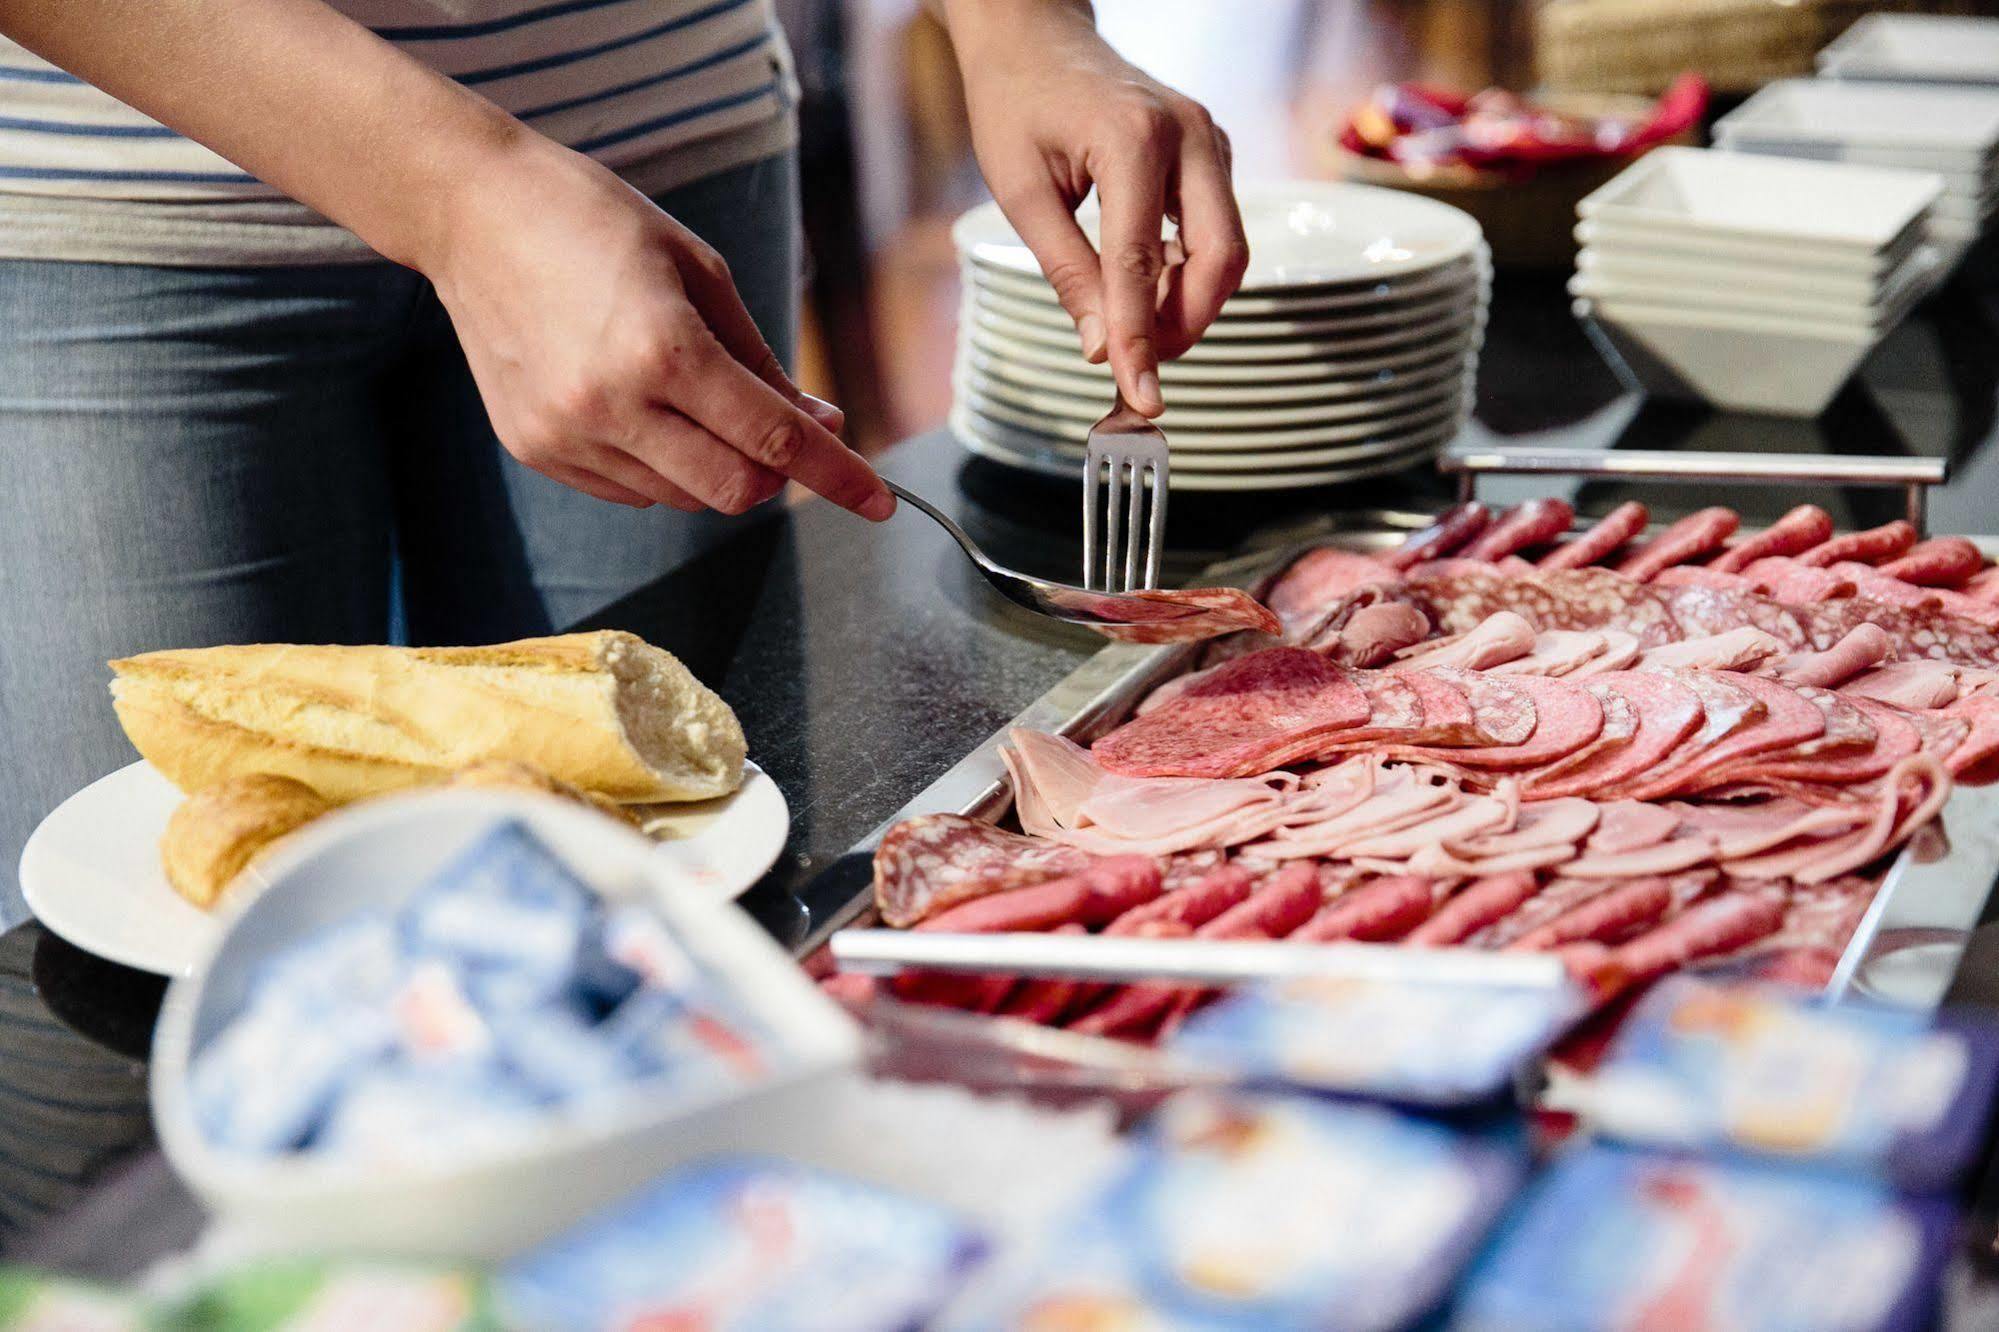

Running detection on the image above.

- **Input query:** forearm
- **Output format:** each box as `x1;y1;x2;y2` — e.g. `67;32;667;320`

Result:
930;0;1095;59
0;0;531;271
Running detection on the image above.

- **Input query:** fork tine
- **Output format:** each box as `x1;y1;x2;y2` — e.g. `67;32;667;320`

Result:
1081;453;1101;591
1103;455;1124;593
1123;459;1145;592
1144;460;1167;589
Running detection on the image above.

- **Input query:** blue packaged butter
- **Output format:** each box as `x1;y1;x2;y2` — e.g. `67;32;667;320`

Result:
1452;1146;1954;1332
500;1157;986;1331
1582;977;1999;1188
1167;975;1580;1106
943;1091;1524;1331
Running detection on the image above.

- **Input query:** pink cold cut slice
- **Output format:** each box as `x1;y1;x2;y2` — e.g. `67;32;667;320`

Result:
1518;671;1701;801
1091;647;1370;778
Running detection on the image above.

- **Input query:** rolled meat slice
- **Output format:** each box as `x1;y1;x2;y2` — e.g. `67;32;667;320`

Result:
1505;877;1673;951
1292;874;1435;943
1795;520;1916;568
1538;501;1649;571
1877;537;1984;588
1709;504;1835;574
1403;871;1538;947
1963;567;1999;606
1615;507;1741;583
1462;499;1576;563
1383;502;1491;571
1774;624;1894;689
1610;891;1786;987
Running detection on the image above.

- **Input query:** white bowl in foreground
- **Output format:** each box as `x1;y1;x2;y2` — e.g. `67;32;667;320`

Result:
1578;147;1942;254
1575;297;1878;418
150;789;862;1261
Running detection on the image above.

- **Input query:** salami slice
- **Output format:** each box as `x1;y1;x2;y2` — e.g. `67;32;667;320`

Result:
1877;536;1983;588
1619;673;1823;801
1516;684;1634;785
1404;567;1682;647
1807;598;1999;669
1538;501;1649;571
1520;672;1702;800
1652;582;1809;647
1616;506;1740;582
1597;672;1762;800
874;814;1094;927
1094;587;1282;644
1505;877;1673;951
1462;499;1576;562
1795;520;1916;568
1397;673;1603;770
1382;502;1491;571
1092;647;1370;778
1709;504;1834;574
1610;891;1786;986
1690;687;1899;789
1404;871;1539;946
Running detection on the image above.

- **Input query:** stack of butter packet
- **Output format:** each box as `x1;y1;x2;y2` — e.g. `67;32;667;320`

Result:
188;821;776;1161
1451;976;1999;1330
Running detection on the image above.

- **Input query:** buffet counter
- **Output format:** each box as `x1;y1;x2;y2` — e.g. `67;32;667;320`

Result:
10;268;1999;1282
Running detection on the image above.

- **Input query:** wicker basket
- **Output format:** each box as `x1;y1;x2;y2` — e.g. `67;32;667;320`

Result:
1328;94;1696;269
1538;0;1981;96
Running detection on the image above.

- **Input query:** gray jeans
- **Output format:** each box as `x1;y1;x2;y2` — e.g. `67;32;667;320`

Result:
0;151;799;926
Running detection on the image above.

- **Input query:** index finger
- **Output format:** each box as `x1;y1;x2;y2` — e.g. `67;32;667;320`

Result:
667;326;895;521
1094;142;1171;416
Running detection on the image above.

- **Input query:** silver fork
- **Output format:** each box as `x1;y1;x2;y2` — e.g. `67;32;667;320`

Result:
1082;395;1169;592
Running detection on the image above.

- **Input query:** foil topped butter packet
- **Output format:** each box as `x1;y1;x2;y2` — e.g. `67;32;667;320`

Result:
1451;1146;1954;1332
1578;977;1999;1188
500;1157;987;1332
942;1091;1525;1331
1166;974;1581;1106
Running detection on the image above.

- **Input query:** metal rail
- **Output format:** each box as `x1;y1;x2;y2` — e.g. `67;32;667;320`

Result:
1440;445;1949;533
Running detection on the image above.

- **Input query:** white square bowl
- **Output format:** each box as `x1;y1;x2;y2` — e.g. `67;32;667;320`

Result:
1574;296;1878;418
1715;79;1999;157
1569;241;1943;334
1818;14;1999;86
1577;147;1943;256
1573;217;1921;281
149;789;864;1261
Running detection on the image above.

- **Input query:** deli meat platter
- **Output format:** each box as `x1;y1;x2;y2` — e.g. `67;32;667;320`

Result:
805;447;1999;1068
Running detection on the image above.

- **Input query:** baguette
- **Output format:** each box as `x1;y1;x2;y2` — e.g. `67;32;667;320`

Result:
160;774;332;909
110;631;745;804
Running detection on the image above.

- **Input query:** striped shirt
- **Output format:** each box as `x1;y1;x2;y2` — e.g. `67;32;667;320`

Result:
0;0;795;264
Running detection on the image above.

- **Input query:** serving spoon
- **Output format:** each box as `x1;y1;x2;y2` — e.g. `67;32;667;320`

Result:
885;480;1208;629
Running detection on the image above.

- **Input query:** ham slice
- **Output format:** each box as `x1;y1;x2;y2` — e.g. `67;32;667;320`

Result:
1489;630;1610;677
1844;661;1960;711
1092;648;1370;778
1326;602;1430;667
1943;694;1999;780
1637;626;1788;673
1586;800;1682;856
1567;629;1642;678
1389;611;1538;671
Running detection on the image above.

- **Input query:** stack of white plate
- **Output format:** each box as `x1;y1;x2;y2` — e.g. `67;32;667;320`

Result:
1716;79;1999;264
1570;147;1945;417
949;182;1489;492
1817;13;1999;87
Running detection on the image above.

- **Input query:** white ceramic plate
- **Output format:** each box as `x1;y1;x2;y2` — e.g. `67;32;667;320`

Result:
952;180;1484;289
957;358;1470;429
969;283;1485;340
964;250;1489;316
953;408;1455;489
956;380;1466;453
963;302;1483;362
20;758;791;977
1578;147;1942;253
960;343;1469;406
968;322;1480;385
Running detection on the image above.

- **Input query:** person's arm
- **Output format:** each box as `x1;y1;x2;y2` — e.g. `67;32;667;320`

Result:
0;0;892;518
932;0;1248;418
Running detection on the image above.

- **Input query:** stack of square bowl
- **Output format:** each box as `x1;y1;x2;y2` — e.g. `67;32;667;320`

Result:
1817;13;1999;87
1570;147;1944;417
1716;79;1999;266
949;182;1490;492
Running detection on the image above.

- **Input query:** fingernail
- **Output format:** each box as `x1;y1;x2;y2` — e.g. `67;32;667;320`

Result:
862;489;897;521
1136;369;1162;414
802;393;845;430
1078;313;1106;361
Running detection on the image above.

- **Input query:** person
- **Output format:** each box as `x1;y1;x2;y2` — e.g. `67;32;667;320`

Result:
0;0;1246;924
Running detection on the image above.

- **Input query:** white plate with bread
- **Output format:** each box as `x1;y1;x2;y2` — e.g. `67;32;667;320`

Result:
20;630;790;977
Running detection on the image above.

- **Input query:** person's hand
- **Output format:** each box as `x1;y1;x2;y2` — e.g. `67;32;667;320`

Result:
945;0;1248;417
424;136;894;517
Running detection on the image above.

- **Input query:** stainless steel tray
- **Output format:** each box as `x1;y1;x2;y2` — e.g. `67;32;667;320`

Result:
808;449;1999;1013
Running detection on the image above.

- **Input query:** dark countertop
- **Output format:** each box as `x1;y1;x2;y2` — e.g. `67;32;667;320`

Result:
10;264;1999;1278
